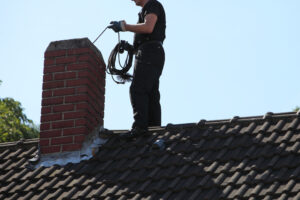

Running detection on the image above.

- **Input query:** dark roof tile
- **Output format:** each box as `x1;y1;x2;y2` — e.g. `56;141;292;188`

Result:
0;159;13;171
9;180;30;194
262;195;273;200
57;187;77;200
1;112;300;199
22;190;34;200
288;118;299;131
278;193;289;200
39;177;59;191
290;165;300;179
291;182;300;194
220;185;233;199
35;189;49;200
174;189;191;200
0;167;15;184
0;149;10;160
7;168;30;183
214;172;226;185
67;175;87;188
5;193;19;200
24;178;45;192
16;146;37;159
47;188;64;199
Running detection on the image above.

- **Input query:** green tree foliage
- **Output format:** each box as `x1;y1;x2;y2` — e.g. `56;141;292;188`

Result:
295;107;300;112
0;81;39;143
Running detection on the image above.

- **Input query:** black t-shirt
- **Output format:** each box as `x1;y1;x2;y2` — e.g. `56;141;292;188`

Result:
133;0;166;49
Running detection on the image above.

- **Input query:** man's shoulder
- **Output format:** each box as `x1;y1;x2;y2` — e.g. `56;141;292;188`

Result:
146;0;164;9
144;0;165;14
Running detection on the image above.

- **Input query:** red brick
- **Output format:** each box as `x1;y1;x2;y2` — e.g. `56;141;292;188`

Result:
43;81;65;90
78;54;93;63
41;106;52;115
76;102;89;110
87;122;94;132
78;70;91;78
87;115;98;129
40;146;61;154
44;65;65;74
74;135;86;143
43;74;53;82
40;139;50;146
64;111;87;120
41;113;62;122
75;119;87;126
53;104;75;113
67;48;92;55
40;130;62;138
42;90;52;98
65;95;88;103
62;143;82;152
53;88;75;97
91;53;106;67
42;97;64;106
76;86;89;94
56;56;77;64
40;123;51;131
63;127;88;136
87;91;98;107
51;136;73;145
67;63;89;71
45;50;67;58
54;72;77;80
52;120;74;129
44;58;55;66
66;79;89;87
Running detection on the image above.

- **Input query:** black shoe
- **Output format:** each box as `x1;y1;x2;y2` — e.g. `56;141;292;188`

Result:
99;128;114;139
120;127;147;139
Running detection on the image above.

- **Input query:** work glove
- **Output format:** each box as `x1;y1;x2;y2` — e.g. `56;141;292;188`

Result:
108;21;126;32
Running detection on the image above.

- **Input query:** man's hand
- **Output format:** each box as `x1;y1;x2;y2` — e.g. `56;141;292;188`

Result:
108;21;126;32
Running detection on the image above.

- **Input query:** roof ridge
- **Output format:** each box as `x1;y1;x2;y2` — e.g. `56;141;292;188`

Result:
206;111;298;123
0;111;299;148
0;138;39;150
166;111;299;130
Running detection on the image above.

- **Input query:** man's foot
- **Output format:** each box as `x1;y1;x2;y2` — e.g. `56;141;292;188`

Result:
99;128;115;139
119;127;147;139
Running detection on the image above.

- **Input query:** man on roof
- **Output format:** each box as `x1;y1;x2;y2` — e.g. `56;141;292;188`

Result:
109;0;166;138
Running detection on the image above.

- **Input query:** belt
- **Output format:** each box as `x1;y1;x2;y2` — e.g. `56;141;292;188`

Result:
138;40;163;49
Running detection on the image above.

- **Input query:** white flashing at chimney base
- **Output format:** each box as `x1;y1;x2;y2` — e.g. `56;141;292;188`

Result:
35;125;107;168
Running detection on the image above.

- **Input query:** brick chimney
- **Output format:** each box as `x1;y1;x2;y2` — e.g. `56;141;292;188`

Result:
38;38;106;166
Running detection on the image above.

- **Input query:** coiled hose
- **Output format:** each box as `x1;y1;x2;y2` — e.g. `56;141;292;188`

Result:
107;33;134;84
93;28;134;84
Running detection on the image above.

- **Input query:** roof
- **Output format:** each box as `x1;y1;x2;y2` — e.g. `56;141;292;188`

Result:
1;112;300;199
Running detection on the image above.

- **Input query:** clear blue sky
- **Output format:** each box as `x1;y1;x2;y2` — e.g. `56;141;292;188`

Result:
1;0;299;130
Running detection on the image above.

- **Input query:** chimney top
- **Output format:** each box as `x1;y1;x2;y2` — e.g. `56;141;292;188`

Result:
46;38;104;61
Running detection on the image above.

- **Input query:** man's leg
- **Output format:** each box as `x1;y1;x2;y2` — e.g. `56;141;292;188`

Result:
130;61;158;130
148;80;161;127
130;74;149;130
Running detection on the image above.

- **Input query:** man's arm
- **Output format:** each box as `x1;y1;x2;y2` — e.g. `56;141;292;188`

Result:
125;14;157;34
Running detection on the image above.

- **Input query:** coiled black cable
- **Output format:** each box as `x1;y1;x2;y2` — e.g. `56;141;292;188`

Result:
107;33;134;84
93;28;134;84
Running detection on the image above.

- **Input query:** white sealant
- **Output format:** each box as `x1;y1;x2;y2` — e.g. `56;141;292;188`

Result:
35;125;108;168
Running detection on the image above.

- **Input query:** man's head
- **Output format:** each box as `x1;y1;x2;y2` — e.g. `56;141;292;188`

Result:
132;0;149;7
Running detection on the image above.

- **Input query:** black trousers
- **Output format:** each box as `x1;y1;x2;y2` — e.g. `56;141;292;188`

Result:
130;42;165;130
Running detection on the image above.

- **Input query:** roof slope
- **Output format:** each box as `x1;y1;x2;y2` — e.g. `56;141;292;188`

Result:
1;112;300;199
